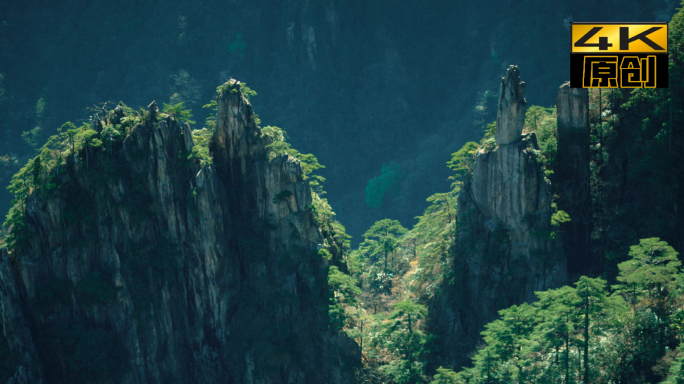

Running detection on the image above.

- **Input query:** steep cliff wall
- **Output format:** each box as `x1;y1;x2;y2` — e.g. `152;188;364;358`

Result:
0;81;358;384
430;66;565;368
0;248;41;384
555;83;592;275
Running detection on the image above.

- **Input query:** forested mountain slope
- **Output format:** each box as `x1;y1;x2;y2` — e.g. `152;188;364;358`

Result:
327;7;684;382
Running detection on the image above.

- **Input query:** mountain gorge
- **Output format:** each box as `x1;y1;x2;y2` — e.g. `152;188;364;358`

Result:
2;1;684;383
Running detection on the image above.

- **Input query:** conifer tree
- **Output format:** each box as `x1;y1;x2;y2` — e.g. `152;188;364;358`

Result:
362;219;408;273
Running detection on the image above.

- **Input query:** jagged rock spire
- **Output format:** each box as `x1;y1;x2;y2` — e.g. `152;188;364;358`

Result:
148;100;158;121
433;65;563;369
496;65;527;146
556;82;589;135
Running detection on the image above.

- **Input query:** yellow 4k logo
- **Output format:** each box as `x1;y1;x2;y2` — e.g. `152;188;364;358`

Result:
572;24;668;53
570;23;668;88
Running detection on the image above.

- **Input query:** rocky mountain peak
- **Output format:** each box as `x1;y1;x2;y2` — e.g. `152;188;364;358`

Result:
431;66;564;368
0;81;359;384
496;65;527;146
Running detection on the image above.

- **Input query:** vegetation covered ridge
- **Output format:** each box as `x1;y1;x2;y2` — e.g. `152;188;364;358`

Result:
0;79;361;383
1;80;352;263
0;98;195;249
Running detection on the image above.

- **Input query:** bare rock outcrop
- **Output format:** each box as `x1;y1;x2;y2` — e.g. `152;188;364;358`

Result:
431;66;565;368
495;66;526;145
0;81;359;384
0;249;43;384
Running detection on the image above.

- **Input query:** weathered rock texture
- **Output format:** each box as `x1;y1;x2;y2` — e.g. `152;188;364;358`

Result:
0;81;358;384
555;82;592;275
0;248;42;384
495;66;526;146
430;66;565;368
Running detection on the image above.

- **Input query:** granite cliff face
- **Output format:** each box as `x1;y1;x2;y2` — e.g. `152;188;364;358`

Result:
0;81;359;384
555;83;592;275
431;66;566;367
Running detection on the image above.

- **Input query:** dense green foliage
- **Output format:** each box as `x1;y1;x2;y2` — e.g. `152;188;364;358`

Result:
346;211;684;383
430;238;682;384
1;103;145;249
329;265;363;331
446;141;479;188
216;81;257;101
162;101;196;125
340;159;461;382
188;127;214;167
359;219;408;274
524;106;558;178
